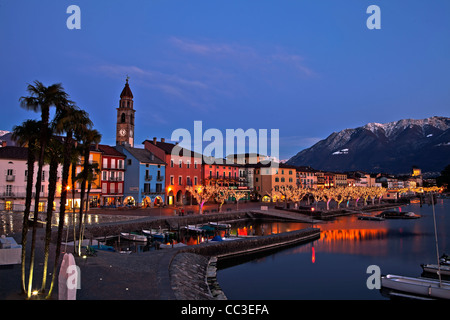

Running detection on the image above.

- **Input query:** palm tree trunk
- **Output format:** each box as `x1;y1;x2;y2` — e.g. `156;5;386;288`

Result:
77;146;90;256
27;137;47;298
80;181;92;250
20;148;35;294
40;157;58;292
47;134;73;299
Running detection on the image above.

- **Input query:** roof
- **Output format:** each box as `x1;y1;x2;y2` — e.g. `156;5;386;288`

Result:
143;139;203;158
121;146;165;165
120;79;133;99
96;144;125;157
0;146;28;160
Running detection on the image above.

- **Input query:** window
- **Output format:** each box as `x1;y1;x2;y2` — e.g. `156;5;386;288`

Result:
118;183;123;194
275;177;279;182
121;113;126;123
194;176;198;185
102;171;108;181
170;176;174;185
6;185;12;196
187;176;191;186
111;159;116;169
170;159;174;168
102;183;107;193
118;172;123;181
179;160;182;168
127;159;132;166
118;160;124;169
42;170;45;181
187;161;190;169
281;177;285;182
194;161;198;169
178;176;182;185
5;201;12;211
289;170;292;175
103;158;108;169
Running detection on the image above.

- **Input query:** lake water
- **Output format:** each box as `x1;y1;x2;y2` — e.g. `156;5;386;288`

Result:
216;199;450;300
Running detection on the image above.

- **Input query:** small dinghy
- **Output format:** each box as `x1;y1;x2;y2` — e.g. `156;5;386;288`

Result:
120;232;147;242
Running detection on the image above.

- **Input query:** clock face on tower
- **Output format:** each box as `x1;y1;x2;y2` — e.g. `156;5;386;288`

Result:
119;129;126;136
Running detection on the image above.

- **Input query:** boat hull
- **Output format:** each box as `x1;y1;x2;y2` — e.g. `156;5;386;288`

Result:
120;233;147;242
381;274;450;299
421;264;450;276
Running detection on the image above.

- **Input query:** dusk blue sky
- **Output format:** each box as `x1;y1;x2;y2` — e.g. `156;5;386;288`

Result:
1;1;449;160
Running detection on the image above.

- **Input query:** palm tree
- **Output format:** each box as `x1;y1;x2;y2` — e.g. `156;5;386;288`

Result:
11;119;41;294
77;161;100;251
40;133;64;293
75;128;101;256
19;80;70;298
46;105;92;298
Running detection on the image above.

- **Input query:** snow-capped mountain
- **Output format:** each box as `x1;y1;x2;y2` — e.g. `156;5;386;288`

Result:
286;116;450;174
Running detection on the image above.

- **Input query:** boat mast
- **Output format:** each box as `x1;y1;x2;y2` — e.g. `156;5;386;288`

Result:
431;192;442;287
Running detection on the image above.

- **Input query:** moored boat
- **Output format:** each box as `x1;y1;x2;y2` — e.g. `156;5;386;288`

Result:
120;232;147;242
421;264;450;277
376;210;420;219
357;213;385;221
208;222;232;229
381;274;450;299
182;225;204;233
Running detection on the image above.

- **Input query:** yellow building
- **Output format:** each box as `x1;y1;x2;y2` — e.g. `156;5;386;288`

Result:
67;146;102;210
254;163;296;201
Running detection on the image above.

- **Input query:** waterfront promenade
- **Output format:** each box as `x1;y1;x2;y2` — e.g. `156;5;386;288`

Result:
0;201;400;300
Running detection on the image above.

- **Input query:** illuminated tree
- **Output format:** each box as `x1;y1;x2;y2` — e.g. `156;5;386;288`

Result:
230;189;248;210
310;188;325;210
335;186;349;209
186;185;217;214
322;188;336;210
290;186;309;208
214;186;231;212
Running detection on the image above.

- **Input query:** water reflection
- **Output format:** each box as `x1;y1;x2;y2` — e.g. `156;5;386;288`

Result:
217;200;450;300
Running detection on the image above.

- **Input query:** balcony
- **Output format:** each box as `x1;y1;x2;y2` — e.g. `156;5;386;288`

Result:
145;175;152;181
6;175;15;182
141;188;164;195
156;176;164;182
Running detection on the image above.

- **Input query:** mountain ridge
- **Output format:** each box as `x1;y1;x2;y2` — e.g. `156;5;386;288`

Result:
286;116;450;174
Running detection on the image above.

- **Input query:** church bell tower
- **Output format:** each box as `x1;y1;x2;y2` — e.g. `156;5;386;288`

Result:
116;77;135;147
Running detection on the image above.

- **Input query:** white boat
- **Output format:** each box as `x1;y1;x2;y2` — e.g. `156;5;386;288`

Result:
208;222;231;229
182;225;203;232
381;274;450;299
142;229;167;240
120;232;147;242
421;264;450;276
